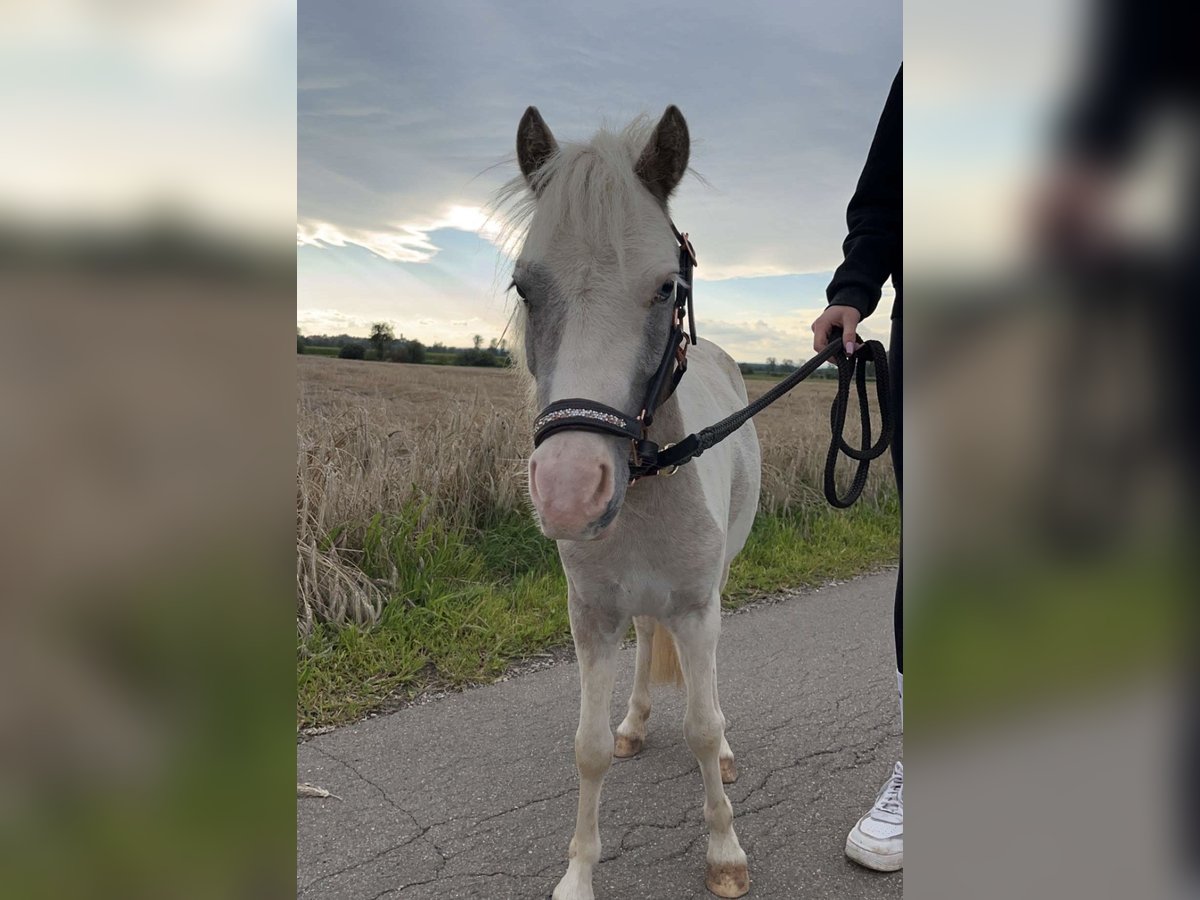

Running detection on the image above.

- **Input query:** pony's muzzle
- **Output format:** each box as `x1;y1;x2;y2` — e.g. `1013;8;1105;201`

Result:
529;433;622;541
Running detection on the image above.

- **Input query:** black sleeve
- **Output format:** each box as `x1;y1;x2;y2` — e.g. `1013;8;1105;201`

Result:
825;66;902;320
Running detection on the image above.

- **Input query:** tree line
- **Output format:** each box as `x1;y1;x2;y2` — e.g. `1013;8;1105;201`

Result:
298;323;511;368
738;357;846;379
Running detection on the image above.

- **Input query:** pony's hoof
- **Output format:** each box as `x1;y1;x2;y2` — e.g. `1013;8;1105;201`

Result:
706;861;750;898
720;755;738;784
613;734;643;758
552;869;594;900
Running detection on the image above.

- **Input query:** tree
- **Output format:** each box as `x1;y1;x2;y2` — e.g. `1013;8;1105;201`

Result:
338;343;365;360
455;338;503;367
765;356;777;374
297;330;306;354
370;322;395;361
389;338;427;364
781;358;794;371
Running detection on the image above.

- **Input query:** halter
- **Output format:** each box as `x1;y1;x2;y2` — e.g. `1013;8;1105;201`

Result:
532;222;698;481
530;224;894;507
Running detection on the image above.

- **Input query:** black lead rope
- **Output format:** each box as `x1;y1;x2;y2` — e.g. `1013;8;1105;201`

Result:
644;332;893;508
531;223;894;510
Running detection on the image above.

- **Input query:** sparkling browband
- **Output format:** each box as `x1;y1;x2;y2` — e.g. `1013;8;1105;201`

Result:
534;407;627;432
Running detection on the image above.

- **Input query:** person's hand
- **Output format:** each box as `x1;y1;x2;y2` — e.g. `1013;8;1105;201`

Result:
812;304;862;355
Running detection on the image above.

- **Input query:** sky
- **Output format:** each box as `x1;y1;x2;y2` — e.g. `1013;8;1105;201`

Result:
298;0;900;362
1;0;295;237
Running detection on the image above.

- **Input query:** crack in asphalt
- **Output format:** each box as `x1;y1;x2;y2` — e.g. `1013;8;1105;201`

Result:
308;745;422;829
464;784;578;832
301;745;451;896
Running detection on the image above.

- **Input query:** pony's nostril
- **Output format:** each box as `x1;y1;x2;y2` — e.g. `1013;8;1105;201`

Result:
589;462;613;512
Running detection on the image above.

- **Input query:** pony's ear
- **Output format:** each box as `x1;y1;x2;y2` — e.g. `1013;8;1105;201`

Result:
517;106;558;190
635;106;690;204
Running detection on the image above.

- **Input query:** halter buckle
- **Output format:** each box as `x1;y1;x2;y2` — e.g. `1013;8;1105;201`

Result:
679;232;697;267
658;442;679;477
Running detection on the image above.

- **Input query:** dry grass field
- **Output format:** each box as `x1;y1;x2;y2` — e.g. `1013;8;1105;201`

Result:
297;357;891;625
296;355;898;727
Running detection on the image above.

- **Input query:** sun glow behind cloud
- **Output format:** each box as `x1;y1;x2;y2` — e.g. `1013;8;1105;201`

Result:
298;205;506;263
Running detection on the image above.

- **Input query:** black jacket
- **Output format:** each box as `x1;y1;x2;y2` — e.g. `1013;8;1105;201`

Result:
825;66;902;320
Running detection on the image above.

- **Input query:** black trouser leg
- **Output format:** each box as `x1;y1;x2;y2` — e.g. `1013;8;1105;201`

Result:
890;316;902;675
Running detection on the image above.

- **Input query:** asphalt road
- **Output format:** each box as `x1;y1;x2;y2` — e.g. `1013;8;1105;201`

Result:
298;571;902;899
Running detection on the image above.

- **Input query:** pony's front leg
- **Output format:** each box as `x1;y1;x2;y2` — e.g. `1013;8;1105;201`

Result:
554;602;626;900
674;607;749;898
713;664;738;783
614;616;655;757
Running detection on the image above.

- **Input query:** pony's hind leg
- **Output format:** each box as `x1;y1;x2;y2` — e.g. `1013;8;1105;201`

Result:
614;616;655;758
674;604;749;898
553;603;626;900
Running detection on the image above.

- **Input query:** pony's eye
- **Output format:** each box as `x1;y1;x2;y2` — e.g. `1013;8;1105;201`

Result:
510;280;528;302
654;281;675;302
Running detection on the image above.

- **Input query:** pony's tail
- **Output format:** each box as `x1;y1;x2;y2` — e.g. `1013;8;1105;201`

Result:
649;620;684;687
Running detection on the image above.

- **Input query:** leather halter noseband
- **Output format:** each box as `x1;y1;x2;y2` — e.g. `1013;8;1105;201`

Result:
532;222;698;484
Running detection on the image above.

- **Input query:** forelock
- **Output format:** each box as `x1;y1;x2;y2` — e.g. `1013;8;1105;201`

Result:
491;115;660;268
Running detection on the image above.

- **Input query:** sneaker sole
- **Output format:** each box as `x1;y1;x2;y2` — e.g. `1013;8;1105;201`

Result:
844;835;903;872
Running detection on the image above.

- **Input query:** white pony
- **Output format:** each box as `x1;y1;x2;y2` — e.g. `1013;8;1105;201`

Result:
505;106;761;899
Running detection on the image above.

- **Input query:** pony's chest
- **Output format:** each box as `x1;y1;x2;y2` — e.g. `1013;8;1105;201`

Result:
557;479;725;608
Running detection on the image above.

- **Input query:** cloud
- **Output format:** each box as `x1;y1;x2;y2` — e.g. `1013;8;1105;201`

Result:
297;205;503;263
297;306;495;344
299;0;900;277
700;280;892;362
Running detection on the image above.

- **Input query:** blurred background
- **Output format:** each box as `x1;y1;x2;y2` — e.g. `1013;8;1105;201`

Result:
906;0;1197;897
0;1;296;897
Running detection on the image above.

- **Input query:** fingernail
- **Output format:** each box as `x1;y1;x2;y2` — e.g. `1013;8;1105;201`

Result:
845;341;856;355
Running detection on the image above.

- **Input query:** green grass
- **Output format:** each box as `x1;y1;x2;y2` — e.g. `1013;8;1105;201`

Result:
906;550;1181;733
298;498;899;730
724;495;899;603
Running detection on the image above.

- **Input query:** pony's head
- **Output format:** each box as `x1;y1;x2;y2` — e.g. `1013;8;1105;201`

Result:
507;106;689;541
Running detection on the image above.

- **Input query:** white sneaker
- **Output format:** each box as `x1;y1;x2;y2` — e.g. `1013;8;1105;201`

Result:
845;761;903;871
